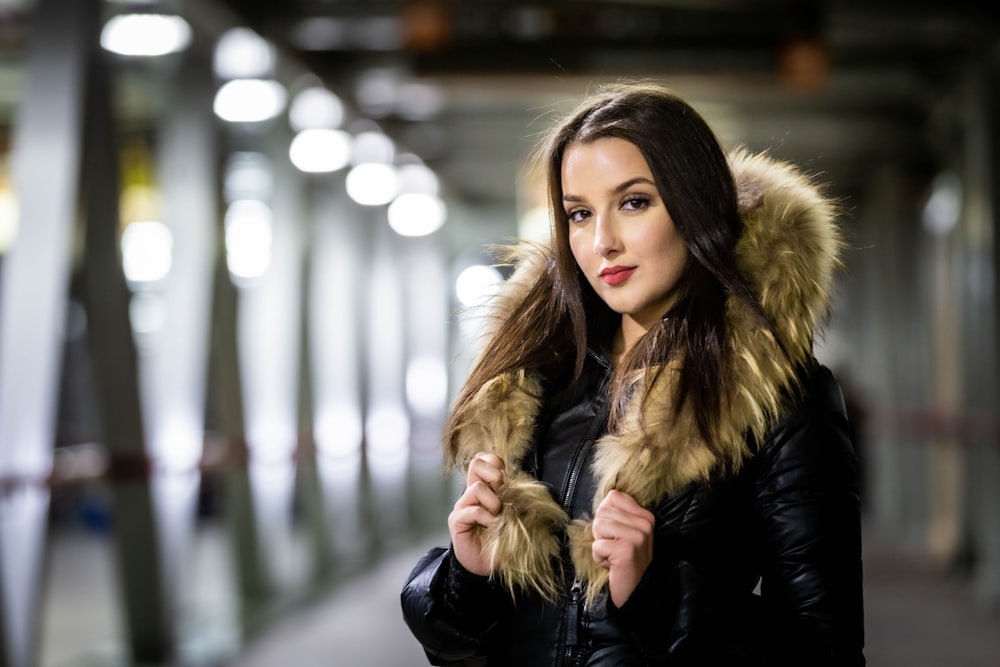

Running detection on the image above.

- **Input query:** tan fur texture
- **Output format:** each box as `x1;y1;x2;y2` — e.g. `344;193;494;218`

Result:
448;370;571;599
450;150;842;602
482;472;569;600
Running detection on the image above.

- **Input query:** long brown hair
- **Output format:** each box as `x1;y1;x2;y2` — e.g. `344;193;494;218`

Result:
444;82;775;459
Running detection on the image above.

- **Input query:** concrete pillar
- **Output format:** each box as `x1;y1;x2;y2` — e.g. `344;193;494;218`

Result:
962;57;1000;611
924;188;964;567
0;1;98;665
404;236;451;535
308;181;368;571
208;227;269;628
79;30;175;665
364;217;412;555
138;39;220;653
853;163;928;547
236;123;307;601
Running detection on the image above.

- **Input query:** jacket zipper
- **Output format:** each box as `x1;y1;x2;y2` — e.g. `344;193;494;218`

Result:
561;439;592;510
559;392;609;510
557;351;610;665
560;351;610;509
561;577;585;666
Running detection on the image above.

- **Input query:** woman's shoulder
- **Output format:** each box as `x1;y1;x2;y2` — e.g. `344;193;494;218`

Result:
795;361;848;419
754;361;858;476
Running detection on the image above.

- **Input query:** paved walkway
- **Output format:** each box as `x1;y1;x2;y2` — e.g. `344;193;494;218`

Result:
227;530;1000;667
227;535;441;667
33;519;1000;666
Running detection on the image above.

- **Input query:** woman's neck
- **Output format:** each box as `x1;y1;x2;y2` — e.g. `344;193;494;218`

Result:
612;317;648;366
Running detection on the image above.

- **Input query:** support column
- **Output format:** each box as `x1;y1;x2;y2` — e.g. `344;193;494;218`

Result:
209;227;266;628
236;125;307;602
965;57;1000;610
309;183;367;572
79;29;175;665
924;191;964;567
854;164;925;544
141;39;221;654
0;1;97;665
294;203;335;587
364;218;411;554
404;236;451;535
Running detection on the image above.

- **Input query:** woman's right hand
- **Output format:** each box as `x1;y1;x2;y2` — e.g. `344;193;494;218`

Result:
448;452;506;576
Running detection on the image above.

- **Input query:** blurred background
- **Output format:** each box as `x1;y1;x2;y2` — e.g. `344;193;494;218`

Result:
0;0;997;665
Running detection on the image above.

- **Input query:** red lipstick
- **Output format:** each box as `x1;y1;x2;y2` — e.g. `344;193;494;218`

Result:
599;265;636;286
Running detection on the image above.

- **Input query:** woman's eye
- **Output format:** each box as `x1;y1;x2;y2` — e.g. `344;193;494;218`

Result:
566;209;589;223
622;196;650;211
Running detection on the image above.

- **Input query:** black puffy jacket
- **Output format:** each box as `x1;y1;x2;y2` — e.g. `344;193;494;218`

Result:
402;149;865;665
402;354;864;666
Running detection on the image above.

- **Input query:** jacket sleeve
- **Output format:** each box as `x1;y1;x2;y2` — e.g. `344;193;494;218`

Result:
752;363;866;666
401;545;512;665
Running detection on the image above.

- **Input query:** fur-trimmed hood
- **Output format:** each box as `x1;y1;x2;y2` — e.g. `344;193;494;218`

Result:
447;149;842;602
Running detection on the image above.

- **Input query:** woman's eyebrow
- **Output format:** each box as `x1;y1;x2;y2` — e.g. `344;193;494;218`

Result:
610;176;656;195
563;176;656;203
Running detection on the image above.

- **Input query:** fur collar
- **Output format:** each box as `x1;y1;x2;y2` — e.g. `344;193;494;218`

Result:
448;149;841;601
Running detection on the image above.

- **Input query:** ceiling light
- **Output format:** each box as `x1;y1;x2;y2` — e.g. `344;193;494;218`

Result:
0;188;19;254
223;152;273;203
100;14;192;57
387;193;446;237
396;162;439;196
121;220;172;283
406;357;448;418
922;172;961;237
289;129;351;173
213;79;287;123
345;163;398;206
214;27;275;79
289;87;345;131
355;69;398;117
225;200;273;282
455;264;503;307
350;131;395;165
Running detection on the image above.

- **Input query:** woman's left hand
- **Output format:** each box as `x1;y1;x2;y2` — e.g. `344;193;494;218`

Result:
591;489;656;608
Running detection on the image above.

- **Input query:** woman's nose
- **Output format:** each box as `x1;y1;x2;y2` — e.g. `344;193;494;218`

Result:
593;217;620;257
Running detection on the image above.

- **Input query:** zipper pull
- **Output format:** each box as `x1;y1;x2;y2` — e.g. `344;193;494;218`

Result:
570;576;583;594
569;577;584;605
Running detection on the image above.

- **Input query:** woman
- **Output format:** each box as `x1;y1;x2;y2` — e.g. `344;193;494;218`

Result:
401;82;865;666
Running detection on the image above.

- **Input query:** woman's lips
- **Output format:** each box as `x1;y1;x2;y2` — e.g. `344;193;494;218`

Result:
599;266;636;286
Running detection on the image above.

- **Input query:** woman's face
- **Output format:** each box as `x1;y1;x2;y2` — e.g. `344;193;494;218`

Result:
563;137;688;334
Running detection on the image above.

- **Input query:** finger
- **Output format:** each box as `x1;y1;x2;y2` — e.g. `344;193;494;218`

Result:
592;537;639;569
455;479;503;516
593;507;655;540
597;491;655;524
592;532;652;570
472;451;505;469
592;518;655;556
449;504;500;533
601;490;653;516
592;538;614;566
467;452;506;491
592;515;651;544
594;504;655;529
